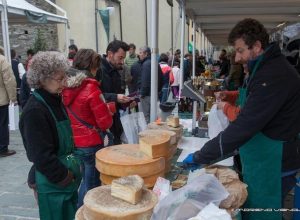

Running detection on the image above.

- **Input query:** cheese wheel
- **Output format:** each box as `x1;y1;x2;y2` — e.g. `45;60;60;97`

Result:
139;129;177;145
147;122;183;141
168;144;177;158
166;115;180;128
83;185;158;220
139;132;170;158
101;170;165;188
165;160;172;173
96;144;165;177
75;206;85;220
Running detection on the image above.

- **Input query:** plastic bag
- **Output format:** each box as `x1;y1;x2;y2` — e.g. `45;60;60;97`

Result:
9;103;19;130
151;174;229;220
208;104;229;139
152;177;172;201
187;203;231;220
120;111;147;144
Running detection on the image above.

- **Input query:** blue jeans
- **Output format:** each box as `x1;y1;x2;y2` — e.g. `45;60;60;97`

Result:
77;145;102;208
160;84;169;103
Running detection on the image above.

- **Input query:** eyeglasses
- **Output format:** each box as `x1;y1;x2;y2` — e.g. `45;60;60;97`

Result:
48;76;67;84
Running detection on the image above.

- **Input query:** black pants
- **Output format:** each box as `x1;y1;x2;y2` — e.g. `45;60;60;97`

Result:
0;104;9;152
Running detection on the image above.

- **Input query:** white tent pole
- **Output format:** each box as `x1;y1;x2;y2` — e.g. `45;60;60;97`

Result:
64;22;69;54
1;0;11;63
179;0;185;99
192;20;197;131
150;0;159;122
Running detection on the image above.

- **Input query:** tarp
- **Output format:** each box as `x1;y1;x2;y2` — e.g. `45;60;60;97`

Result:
0;0;68;61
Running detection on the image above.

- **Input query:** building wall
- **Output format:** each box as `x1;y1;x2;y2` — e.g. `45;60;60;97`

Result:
56;0;190;56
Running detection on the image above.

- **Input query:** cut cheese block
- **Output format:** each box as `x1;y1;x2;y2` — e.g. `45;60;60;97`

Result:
139;129;177;145
111;175;144;205
166;115;180;128
147;122;183;142
75;206;85;220
83;185;158;220
139;132;170;158
101;170;165;188
96;144;165;177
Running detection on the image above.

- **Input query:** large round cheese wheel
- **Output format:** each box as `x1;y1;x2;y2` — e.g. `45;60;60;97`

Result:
100;170;165;188
147;122;183;141
83;185;158;220
139;129;177;145
96;144;165;177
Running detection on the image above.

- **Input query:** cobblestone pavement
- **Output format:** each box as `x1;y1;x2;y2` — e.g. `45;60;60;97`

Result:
0;131;39;220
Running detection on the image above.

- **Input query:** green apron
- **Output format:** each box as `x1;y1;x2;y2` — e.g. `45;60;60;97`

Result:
33;91;82;220
238;56;283;220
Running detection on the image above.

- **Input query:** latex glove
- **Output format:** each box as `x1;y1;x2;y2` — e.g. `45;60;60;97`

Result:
182;153;201;171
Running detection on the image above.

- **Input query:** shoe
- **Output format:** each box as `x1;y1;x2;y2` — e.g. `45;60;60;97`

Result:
0;149;16;157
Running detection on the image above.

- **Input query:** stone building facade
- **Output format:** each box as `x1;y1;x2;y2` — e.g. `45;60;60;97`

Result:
0;0;58;64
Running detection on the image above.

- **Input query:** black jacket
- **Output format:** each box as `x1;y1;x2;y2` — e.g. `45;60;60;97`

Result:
195;43;300;172
19;74;31;108
140;56;163;97
19;89;69;184
97;56;124;143
129;60;142;94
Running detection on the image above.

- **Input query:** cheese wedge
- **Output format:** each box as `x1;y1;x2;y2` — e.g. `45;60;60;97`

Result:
111;175;144;205
147;122;183;142
139;129;177;145
100;170;165;188
83;186;158;220
96;144;165;177
166;115;180;128
139;132;170;158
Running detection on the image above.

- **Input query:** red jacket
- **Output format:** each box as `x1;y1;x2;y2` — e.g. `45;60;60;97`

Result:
62;77;113;147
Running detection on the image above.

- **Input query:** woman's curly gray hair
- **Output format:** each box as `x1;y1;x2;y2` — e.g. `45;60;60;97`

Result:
27;51;70;89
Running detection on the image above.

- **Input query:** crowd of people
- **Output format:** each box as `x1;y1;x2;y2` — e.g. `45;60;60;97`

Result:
1;17;300;220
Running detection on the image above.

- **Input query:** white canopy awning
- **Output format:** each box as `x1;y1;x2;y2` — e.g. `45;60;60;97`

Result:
0;0;68;62
180;0;300;46
1;0;67;24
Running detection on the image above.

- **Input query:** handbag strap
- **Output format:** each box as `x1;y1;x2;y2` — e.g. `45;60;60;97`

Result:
67;106;99;131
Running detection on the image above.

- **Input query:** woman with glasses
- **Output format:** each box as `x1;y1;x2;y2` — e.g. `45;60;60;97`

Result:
19;51;81;220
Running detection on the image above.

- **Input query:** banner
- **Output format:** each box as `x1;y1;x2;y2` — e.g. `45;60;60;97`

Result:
99;9;110;42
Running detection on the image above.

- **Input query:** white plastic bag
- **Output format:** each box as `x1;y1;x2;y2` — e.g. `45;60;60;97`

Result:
187;203;231;220
208;104;229;139
151;174;229;220
9;104;19;130
120;111;147;144
152;177;172;201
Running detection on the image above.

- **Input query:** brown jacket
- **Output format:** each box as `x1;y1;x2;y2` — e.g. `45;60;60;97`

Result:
0;55;17;106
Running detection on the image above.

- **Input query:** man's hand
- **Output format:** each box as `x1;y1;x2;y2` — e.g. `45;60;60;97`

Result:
216;101;227;111
117;94;131;103
129;101;137;109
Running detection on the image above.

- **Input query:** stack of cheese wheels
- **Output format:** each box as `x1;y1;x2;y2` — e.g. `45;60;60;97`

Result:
139;129;177;173
96;144;165;188
76;185;158;220
147;122;183;142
